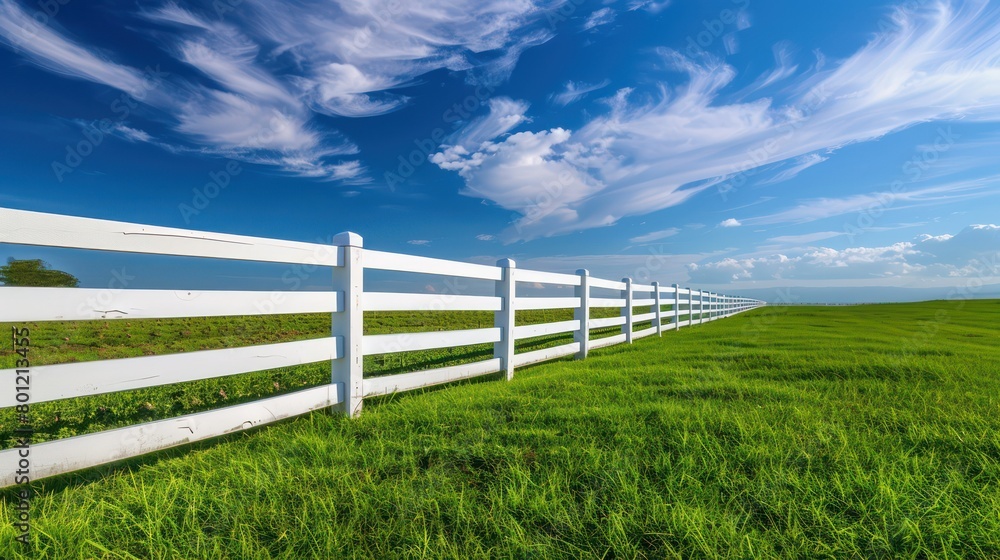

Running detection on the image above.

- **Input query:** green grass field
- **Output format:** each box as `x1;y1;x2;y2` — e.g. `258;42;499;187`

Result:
2;300;1000;558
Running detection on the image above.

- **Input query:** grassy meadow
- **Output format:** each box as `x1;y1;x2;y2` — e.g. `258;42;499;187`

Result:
2;300;1000;558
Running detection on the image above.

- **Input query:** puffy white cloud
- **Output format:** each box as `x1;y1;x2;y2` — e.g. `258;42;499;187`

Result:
688;224;1000;284
719;218;742;228
433;127;609;240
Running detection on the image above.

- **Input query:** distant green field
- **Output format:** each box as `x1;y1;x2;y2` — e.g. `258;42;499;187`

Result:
2;300;1000;558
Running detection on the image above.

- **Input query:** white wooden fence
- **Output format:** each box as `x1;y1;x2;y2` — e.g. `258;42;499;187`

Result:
0;207;762;486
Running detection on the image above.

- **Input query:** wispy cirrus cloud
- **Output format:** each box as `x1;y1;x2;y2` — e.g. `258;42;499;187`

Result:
433;0;1000;241
741;175;1000;226
447;97;531;150
0;0;560;180
582;8;616;31
549;79;611;106
738;41;799;95
758;153;828;185
0;0;148;95
764;231;844;245
629;227;680;243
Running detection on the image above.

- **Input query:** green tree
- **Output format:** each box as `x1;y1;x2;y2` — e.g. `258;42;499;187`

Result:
0;258;79;287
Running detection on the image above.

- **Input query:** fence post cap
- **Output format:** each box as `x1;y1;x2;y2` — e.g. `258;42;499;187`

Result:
496;258;516;268
576;268;589;276
672;283;679;288
332;231;363;247
622;277;632;284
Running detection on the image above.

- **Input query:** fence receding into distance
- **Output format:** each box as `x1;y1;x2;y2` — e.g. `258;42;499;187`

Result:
0;207;763;486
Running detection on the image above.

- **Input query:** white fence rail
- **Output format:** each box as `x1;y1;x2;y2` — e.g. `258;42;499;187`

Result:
0;207;763;486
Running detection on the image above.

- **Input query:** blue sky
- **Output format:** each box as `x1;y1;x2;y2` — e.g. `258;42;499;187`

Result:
1;0;999;302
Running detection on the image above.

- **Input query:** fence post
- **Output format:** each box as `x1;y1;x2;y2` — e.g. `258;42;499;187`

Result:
622;277;633;343
574;269;590;359
495;258;516;381
684;287;692;327
331;232;363;418
700;290;706;323
653;281;662;336
671;284;681;331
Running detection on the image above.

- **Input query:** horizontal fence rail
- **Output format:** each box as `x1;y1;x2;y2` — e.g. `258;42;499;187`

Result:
0;207;763;486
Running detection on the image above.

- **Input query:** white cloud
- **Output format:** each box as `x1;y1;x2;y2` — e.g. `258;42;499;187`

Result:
0;0;559;180
739;41;799;95
295;62;407;118
434;1;1000;240
470;250;709;286
432;128;607;240
688;224;1000;284
583;8;616;31
243;0;558;89
765;231;844;245
759;153;828;185
741;175;1000;226
629;227;680;243
112;124;153;143
475;234;496;241
628;1;671;14
448;97;531;150
550;79;611;106
719;218;742;228
0;0;149;95
407;239;431;245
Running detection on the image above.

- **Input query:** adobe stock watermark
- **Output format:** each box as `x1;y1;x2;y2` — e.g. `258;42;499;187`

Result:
740;287;798;343
874;0;934;34
51;65;169;182
543;0;586;29
178;161;242;224
383;83;497;191
901;251;1000;356
212;0;251;19
842;126;959;242
5;0;73;55
347;0;404;52
251;237;340;316
684;0;750;58
176;108;300;223
716;85;829;201
508;168;578;238
75;267;135;318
